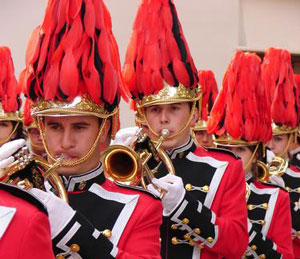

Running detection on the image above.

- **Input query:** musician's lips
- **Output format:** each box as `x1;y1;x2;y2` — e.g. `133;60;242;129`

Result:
55;154;79;160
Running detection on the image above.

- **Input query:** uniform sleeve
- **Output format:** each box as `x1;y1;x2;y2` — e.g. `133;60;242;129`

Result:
21;211;55;259
245;191;294;259
116;200;162;259
168;159;248;257
52;200;162;259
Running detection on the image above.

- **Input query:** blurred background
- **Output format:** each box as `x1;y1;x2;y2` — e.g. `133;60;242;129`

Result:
0;0;299;127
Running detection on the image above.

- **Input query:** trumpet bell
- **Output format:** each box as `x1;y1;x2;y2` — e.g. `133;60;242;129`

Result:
268;156;288;177
101;145;142;186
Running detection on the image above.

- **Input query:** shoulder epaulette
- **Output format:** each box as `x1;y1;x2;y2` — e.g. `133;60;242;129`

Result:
114;181;160;200
0;183;48;214
258;181;288;192
206;147;240;159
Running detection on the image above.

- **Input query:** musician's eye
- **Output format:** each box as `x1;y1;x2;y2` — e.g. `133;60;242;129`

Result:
0;121;11;127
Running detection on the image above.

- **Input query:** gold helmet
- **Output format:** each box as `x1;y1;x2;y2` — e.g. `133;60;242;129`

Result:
122;0;201;139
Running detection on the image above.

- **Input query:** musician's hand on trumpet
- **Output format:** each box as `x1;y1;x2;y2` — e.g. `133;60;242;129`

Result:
0;139;26;169
147;174;185;216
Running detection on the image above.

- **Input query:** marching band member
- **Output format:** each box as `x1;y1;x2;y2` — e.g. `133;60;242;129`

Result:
262;48;300;258
122;0;248;258
208;50;294;258
0;46;54;258
21;0;162;258
192;70;218;148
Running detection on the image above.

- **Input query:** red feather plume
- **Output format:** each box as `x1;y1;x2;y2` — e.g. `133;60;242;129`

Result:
23;0;127;111
0;47;21;113
261;48;298;129
207;51;271;143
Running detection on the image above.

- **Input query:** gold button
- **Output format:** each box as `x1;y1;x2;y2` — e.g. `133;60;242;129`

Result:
78;181;87;190
189;240;195;246
259;254;266;259
286;186;291;192
159;238;162;243
260;220;266;226
70;244;80;252
193;228;201;235
171;224;178;230
56;256;64;259
179;152;185;159
171;237;179;245
182;218;190;224
185;184;193;191
297;231;300;237
261;203;268;210
184;234;191;240
295;201;299;207
248;204;254;210
297;187;300;193
207;237;214;243
202;185;210;192
103;229;112;238
251;245;257;251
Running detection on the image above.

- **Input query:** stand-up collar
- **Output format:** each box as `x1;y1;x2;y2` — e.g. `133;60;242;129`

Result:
166;136;196;160
61;164;106;192
245;172;253;184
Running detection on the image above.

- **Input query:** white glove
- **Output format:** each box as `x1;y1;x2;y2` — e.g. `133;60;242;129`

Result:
148;174;185;216
110;127;139;146
0;139;26;169
269;175;285;188
28;188;75;239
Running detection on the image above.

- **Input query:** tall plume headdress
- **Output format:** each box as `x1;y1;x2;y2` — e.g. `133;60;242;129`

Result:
261;48;299;136
207;51;272;147
0;46;22;144
0;46;22;121
122;0;201;138
22;0;128;166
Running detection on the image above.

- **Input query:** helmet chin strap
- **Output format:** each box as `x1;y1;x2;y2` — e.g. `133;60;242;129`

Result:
36;116;106;168
0;122;19;144
278;133;294;159
244;144;260;173
138;101;197;142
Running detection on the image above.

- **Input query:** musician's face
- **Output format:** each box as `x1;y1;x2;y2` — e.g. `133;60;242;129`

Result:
194;130;214;148
0;120;15;146
27;127;44;155
227;146;254;173
44;115;109;176
143;103;198;151
267;134;289;158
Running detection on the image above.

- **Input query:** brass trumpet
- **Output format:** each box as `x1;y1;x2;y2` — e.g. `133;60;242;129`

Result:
101;128;175;189
1;147;68;202
268;156;288;177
